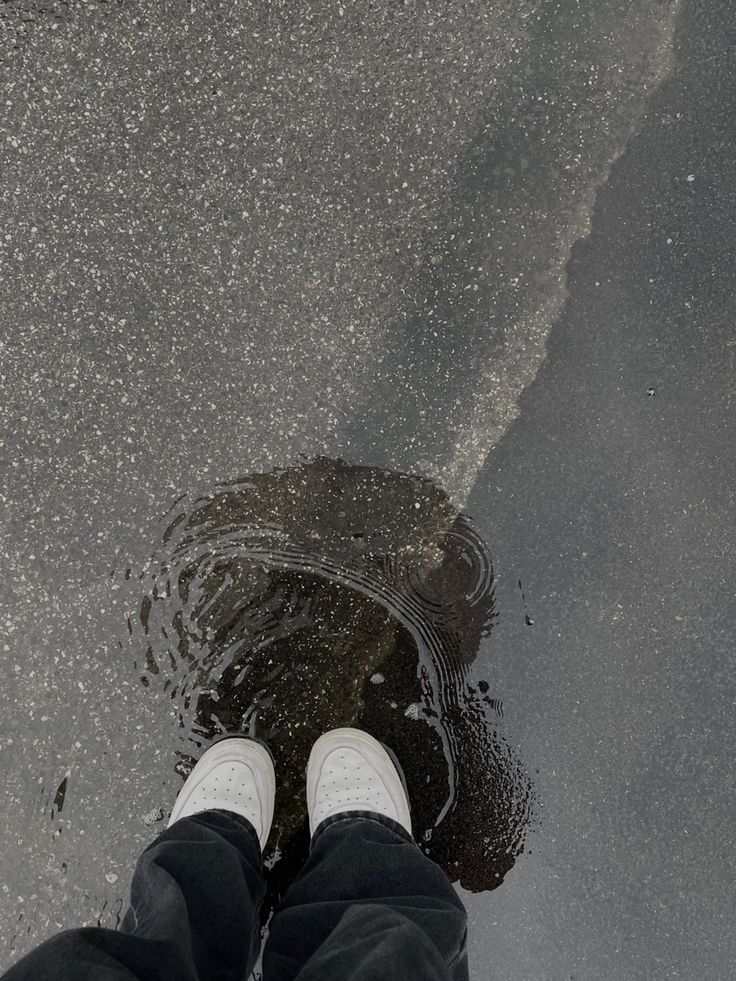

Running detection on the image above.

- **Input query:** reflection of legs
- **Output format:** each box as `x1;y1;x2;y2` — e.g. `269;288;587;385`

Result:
1;809;266;981
264;813;468;981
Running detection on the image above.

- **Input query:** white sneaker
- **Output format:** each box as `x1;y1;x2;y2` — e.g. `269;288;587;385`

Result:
306;728;412;837
167;736;275;850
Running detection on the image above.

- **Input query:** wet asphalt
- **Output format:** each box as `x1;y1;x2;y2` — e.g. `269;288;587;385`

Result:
1;1;734;978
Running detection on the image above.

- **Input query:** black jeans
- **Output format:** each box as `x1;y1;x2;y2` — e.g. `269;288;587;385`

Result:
1;810;468;981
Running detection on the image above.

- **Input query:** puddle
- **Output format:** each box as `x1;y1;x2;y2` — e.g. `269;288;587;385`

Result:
117;457;533;902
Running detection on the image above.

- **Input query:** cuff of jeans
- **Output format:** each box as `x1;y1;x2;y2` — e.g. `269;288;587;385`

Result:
202;808;262;849
311;810;416;848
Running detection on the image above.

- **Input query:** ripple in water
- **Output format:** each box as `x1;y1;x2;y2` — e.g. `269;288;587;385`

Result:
118;457;533;901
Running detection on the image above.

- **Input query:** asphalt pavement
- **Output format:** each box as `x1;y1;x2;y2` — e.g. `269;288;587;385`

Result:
1;1;733;978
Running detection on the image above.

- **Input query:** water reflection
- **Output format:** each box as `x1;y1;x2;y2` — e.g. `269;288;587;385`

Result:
119;457;533;902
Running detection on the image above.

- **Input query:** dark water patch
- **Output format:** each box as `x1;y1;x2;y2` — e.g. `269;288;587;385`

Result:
53;775;68;813
39;771;70;826
95;897;124;931
9;910;31;957
518;578;535;627
117;457;533;901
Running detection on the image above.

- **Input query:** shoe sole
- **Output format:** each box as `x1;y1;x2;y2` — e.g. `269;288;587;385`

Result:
307;727;412;836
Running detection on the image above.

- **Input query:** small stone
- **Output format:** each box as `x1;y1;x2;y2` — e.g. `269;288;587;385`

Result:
105;872;118;884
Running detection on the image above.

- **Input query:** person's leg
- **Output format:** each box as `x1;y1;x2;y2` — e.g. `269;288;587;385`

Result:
264;813;468;981
1;809;265;981
263;729;468;981
1;737;275;981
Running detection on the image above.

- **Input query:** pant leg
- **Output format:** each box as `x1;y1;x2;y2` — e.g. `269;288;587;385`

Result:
1;809;266;981
262;813;468;981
